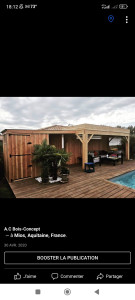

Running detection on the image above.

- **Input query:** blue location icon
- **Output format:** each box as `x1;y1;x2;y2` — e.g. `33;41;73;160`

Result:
108;15;114;22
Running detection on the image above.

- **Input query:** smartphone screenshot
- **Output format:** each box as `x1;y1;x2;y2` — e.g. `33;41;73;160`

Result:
0;95;134;299
0;0;131;295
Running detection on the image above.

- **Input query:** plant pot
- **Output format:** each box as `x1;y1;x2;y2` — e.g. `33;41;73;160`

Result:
41;165;49;183
42;177;49;183
61;174;69;183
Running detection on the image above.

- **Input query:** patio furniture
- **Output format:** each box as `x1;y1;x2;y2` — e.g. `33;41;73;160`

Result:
88;153;101;166
100;152;123;166
84;162;95;173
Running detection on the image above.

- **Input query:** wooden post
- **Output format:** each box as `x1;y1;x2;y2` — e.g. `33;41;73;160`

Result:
76;132;94;169
46;134;49;145
82;132;88;169
3;134;7;180
62;134;64;149
125;136;130;160
7;134;12;182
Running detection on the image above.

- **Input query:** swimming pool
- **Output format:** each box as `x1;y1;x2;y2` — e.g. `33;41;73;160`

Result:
109;170;135;189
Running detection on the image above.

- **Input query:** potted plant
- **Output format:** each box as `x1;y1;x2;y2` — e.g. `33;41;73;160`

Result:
41;162;49;183
47;153;61;180
32;139;71;183
32;139;52;183
60;166;70;183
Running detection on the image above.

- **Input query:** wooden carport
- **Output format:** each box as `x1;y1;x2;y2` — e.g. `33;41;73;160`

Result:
1;124;130;182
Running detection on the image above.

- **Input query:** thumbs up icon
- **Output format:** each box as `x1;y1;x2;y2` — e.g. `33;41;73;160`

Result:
14;273;21;280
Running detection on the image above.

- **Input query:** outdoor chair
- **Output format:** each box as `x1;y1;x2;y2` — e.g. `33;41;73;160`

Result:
88;153;101;166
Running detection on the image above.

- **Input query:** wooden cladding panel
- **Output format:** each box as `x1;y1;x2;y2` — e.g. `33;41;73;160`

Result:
31;134;37;178
7;134;12;182
49;134;62;149
65;134;82;165
3;134;9;181
47;134;82;165
18;136;21;179
4;133;49;181
11;135;15;180
32;134;39;178
31;133;49;178
9;135;29;181
3;135;6;177
88;136;109;152
23;136;27;178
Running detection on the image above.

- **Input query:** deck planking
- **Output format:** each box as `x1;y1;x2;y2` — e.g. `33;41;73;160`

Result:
9;160;135;198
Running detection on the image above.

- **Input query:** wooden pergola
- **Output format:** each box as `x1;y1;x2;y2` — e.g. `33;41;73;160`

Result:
1;124;130;182
41;124;130;169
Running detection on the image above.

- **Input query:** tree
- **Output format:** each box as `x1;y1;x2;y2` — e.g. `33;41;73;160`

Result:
128;125;135;135
120;127;135;159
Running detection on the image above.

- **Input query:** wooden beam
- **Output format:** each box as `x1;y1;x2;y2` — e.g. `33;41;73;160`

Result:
2;129;77;135
85;129;130;137
87;134;93;143
109;137;114;142
76;134;83;143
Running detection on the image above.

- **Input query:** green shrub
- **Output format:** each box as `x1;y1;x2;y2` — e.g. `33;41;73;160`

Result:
32;139;71;181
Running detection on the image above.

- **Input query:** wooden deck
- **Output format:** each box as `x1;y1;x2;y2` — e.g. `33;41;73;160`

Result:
9;161;135;198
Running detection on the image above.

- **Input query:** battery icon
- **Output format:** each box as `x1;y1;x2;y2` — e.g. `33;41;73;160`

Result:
119;4;128;9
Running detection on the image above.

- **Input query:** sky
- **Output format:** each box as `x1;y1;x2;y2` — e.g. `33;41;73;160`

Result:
0;97;135;133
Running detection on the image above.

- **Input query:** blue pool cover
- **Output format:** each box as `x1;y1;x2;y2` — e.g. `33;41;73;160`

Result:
109;170;135;189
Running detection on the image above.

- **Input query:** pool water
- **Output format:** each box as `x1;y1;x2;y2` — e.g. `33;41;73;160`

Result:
109;170;135;189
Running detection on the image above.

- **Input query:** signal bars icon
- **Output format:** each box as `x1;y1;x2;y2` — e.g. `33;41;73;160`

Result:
126;16;128;23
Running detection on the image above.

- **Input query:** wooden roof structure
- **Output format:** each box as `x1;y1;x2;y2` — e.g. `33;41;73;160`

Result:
2;123;130;136
2;124;130;179
40;124;130;167
41;123;130;136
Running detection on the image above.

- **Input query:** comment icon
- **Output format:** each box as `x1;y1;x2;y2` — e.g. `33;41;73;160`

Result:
51;273;59;280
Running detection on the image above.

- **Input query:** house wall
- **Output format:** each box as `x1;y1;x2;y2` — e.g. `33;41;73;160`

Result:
88;136;109;152
49;134;82;165
49;134;62;149
2;130;120;182
64;134;82;164
3;135;9;181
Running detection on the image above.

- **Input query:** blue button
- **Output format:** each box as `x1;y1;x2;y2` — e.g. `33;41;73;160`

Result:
108;15;114;22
